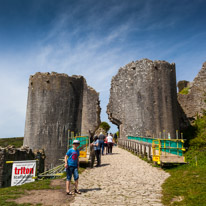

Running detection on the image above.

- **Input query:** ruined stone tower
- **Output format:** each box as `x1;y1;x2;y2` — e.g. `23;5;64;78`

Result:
178;62;206;122
24;72;100;169
107;59;179;139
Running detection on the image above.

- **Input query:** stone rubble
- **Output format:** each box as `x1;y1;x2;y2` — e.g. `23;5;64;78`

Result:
71;147;170;206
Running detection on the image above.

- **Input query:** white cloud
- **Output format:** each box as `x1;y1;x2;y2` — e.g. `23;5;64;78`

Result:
0;12;135;137
0;72;27;137
0;1;205;137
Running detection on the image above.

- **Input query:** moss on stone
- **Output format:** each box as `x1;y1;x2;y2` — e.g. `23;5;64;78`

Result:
179;87;189;95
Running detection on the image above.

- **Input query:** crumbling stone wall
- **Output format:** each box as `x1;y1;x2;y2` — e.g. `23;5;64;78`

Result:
107;59;179;139
24;72;100;169
81;79;101;136
0;146;45;188
178;62;206;121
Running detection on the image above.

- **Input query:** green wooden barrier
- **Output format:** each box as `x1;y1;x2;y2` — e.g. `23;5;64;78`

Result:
68;136;89;150
127;136;185;157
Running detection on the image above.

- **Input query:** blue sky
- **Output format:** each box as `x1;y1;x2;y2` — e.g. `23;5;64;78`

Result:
0;0;206;138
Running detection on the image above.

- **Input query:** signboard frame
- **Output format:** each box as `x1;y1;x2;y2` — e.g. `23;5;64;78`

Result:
11;160;37;186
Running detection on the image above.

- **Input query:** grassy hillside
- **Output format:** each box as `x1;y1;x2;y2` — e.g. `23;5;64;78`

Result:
0;137;24;148
162;112;206;206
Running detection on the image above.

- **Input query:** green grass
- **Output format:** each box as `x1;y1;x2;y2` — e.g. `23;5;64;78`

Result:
0;137;24;148
0;179;53;206
179;87;189;95
190;113;206;148
162;148;206;206
162;112;206;206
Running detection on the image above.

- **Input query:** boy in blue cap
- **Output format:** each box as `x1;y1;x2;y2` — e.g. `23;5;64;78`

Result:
64;140;81;195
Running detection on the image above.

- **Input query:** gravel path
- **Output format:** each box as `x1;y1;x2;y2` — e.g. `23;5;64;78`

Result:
71;146;170;206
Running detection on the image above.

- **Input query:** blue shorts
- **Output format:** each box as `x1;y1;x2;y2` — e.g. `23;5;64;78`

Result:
66;166;79;181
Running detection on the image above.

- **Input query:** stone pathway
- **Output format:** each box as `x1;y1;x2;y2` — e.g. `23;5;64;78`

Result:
71;146;170;206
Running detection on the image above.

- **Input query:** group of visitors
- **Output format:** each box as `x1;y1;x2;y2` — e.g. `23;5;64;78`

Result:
64;132;117;195
91;132;115;167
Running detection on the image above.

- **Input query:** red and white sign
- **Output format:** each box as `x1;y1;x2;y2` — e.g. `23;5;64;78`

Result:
11;160;36;186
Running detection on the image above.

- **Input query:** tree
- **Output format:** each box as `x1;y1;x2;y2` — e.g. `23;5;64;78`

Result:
99;122;110;132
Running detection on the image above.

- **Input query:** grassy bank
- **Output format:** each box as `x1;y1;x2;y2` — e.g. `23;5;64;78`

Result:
162;149;206;206
0;137;23;148
162;113;206;206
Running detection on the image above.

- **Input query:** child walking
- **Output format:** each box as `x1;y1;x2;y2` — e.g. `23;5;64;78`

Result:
64;140;81;195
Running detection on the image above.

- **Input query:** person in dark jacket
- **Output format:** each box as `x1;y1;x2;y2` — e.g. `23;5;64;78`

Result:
91;136;101;167
98;132;105;155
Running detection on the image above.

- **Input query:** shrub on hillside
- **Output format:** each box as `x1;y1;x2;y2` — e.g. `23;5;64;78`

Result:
179;87;189;95
190;112;206;148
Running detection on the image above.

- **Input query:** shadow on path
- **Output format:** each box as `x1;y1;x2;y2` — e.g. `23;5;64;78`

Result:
99;163;110;167
80;188;102;193
104;153;119;155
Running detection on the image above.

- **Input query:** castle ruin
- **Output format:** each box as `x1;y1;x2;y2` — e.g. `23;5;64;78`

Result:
178;62;206;121
24;72;101;169
107;59;180;139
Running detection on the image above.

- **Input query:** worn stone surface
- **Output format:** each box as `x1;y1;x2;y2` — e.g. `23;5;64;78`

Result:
71;147;170;206
178;62;206;121
0;146;45;188
107;59;179;139
24;72;100;169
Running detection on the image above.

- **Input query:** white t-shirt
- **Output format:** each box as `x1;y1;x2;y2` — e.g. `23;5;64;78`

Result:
107;135;113;143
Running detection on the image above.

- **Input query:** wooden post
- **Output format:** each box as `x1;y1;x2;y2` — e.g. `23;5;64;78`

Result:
176;130;179;139
140;143;142;155
135;143;137;154
144;145;146;157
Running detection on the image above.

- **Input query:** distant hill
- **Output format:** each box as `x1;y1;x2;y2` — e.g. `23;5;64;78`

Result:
0;137;24;148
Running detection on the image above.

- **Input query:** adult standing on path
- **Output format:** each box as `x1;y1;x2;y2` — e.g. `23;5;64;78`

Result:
107;133;113;154
91;136;101;167
98;132;105;155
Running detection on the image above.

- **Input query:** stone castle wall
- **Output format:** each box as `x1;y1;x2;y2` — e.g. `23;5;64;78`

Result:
24;72;100;169
81;80;101;136
107;59;179;139
178;62;206;121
